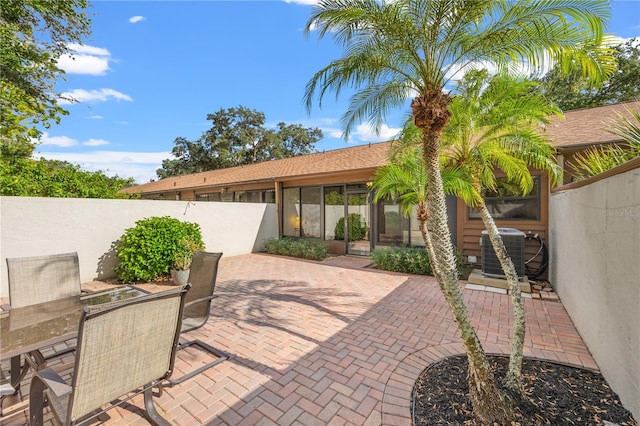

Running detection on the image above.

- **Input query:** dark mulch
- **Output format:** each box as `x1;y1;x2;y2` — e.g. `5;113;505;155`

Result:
412;355;637;425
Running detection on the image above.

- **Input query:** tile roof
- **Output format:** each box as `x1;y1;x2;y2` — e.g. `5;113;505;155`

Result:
544;100;639;150
123;101;639;194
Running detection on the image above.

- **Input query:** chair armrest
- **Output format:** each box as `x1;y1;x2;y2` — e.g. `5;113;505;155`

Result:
30;368;72;424
31;368;71;399
184;294;219;309
0;370;15;396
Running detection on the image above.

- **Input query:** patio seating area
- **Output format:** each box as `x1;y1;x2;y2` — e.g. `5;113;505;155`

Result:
1;253;596;425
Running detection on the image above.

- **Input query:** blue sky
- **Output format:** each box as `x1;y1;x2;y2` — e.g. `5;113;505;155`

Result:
35;0;640;184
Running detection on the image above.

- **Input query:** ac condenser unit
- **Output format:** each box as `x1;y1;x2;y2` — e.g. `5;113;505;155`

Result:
481;228;525;279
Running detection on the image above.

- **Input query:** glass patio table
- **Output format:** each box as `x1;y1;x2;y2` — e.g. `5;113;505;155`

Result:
0;285;148;390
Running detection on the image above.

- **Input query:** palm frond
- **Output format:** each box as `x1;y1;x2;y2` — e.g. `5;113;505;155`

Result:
608;107;640;149
570;144;635;180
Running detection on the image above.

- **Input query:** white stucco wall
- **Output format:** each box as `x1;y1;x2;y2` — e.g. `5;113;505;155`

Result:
549;164;640;420
0;197;278;297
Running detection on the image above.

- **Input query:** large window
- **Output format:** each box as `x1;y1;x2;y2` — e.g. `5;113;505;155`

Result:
375;199;425;246
301;187;321;238
283;188;300;237
468;175;541;221
283;187;321;238
324;186;344;240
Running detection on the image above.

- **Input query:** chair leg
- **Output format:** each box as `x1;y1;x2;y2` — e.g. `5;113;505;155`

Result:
143;386;171;426
161;340;228;389
28;375;46;426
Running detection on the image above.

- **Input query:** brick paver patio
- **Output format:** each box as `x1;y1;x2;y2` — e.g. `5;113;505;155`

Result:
1;253;596;425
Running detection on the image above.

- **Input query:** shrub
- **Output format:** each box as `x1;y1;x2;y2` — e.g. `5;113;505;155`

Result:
264;237;328;261
371;246;432;275
334;213;367;241
371;245;471;277
115;216;204;282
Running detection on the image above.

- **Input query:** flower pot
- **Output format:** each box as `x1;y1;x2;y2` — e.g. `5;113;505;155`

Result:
171;269;190;286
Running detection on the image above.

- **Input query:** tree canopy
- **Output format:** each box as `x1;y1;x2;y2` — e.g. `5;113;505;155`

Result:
157;106;323;179
0;157;136;198
0;0;92;159
535;38;640;111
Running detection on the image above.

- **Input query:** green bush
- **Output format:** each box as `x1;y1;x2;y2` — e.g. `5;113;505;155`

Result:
371;246;432;275
264;237;328;261
370;245;471;277
334;213;367;241
115;216;204;282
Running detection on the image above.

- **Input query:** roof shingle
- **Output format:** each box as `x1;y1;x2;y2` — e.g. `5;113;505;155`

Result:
123;101;639;194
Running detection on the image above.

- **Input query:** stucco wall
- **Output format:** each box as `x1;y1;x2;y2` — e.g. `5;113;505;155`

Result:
0;197;278;298
549;161;640;420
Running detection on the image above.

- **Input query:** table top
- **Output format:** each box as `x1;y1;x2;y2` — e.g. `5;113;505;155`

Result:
0;285;147;360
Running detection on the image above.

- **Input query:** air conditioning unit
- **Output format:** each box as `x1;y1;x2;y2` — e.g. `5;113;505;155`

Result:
481;228;525;279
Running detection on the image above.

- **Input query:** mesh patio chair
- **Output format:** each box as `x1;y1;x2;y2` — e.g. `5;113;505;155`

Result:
29;284;190;426
162;251;228;388
5;252;83;386
7;252;82;309
0;370;15;416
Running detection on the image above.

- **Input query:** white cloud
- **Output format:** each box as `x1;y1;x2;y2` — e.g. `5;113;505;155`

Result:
84;139;110;147
58;54;110;75
57;44;111;75
129;15;146;24
67;43;110;56
283;0;319;5
88;115;103;119
34;151;170;184
352;123;402;142
59;88;133;105
39;133;78;147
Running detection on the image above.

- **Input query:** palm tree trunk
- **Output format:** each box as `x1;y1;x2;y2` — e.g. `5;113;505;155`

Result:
477;201;526;396
416;202;445;285
420;130;513;422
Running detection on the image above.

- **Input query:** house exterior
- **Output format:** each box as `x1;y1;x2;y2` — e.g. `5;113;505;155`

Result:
122;101;639;263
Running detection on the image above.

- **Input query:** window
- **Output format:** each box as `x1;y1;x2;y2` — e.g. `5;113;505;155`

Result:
283;188;300;237
283;187;321;238
375;199;424;247
301;187;321;238
324;186;344;240
196;193;221;201
468;175;541;221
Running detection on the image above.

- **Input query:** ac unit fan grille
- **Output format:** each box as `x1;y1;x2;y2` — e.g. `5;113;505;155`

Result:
481;228;525;279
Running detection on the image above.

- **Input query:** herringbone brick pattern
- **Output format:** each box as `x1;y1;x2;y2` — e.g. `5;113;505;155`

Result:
1;254;595;425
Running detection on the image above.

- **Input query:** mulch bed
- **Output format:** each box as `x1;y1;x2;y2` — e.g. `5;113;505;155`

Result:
412;355;637;425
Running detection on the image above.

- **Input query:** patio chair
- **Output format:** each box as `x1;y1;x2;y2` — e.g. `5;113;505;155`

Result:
29;284;190;426
162;251;228;388
6;252;82;382
0;370;15;416
7;252;82;308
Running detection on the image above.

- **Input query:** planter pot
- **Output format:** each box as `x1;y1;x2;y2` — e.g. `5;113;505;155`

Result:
171;269;190;286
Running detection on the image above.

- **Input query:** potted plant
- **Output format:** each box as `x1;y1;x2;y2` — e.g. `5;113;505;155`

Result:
171;236;203;285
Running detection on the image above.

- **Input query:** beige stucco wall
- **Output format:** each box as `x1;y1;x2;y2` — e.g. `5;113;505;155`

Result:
549;163;640;420
0;197;278;298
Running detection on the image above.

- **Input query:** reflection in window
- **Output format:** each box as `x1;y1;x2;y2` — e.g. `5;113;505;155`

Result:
468;175;541;220
375;199;425;246
324;186;344;240
301;187;321;238
283;188;300;237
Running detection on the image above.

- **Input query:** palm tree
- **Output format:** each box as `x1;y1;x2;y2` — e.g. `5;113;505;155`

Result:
371;137;477;283
570;107;640;180
304;0;613;421
441;69;561;395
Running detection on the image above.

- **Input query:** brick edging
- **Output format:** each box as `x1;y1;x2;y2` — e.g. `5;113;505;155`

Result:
380;341;600;425
381;342;511;425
